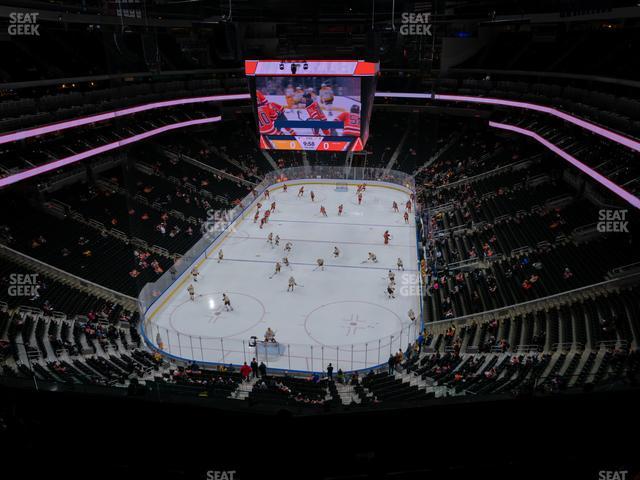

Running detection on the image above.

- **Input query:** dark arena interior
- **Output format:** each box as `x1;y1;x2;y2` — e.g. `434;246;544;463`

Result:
0;1;639;479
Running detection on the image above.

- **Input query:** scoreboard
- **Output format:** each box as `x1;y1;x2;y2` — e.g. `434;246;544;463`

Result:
245;60;378;151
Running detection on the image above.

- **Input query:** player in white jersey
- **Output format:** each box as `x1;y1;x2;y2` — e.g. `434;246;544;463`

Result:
274;262;281;275
267;232;274;246
367;252;378;263
275;234;280;246
191;267;200;282
333;246;340;258
387;284;396;299
218;250;224;263
408;309;416;322
288;276;298;292
223;293;233;311
388;270;396;283
314;258;325;271
284;241;293;253
283;257;290;269
187;283;195;301
397;258;404;271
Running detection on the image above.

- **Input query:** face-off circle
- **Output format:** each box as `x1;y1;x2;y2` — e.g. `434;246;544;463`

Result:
169;291;266;338
304;300;404;348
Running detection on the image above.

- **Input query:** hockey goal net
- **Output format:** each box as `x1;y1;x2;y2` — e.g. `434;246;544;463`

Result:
335;181;349;192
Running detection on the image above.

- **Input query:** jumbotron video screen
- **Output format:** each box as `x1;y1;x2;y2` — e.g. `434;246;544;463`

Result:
245;60;378;151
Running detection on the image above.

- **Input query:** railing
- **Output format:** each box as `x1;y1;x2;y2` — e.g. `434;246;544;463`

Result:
0;243;137;309
139;166;419;373
425;271;640;332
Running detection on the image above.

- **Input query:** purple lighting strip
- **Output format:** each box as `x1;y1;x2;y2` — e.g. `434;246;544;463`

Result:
0;93;249;146
489;120;640;209
0;116;222;189
375;92;640;153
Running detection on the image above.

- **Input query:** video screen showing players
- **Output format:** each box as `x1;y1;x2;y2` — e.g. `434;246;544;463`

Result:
254;76;362;151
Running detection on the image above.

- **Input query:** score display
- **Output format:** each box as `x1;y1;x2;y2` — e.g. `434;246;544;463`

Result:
245;60;378;151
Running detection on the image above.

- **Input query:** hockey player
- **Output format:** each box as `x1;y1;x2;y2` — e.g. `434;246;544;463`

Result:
265;327;276;343
267;232;274;246
284;241;293;253
315;258;325;271
264;189;270;199
387;284;396;299
288;276;298;292
253;211;260;223
333;246;340;258
388;270;396;283
223;293;233;311
257;202;263;210
397;258;404;271
405;199;412;213
408;309;416;322
264;209;271;222
404;211;410;223
274;262;281;275
259;217;266;229
338;204;344;216
320;205;327;217
187;283;195;301
217;250;224;263
310;191;315;202
319;82;335;108
357;192;363;205
283;184;288;192
298;186;305;197
191;266;200;282
275;234;280;247
303;93;330;135
270;201;276;212
282;257;290;269
367;252;378;263
392;201;399;213
336;104;361;137
383;230;391;245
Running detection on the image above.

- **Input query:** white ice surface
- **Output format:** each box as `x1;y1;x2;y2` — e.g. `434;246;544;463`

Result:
149;183;420;372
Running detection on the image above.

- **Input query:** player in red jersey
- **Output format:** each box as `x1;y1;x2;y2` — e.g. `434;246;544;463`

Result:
303;94;330;135
336;104;361;137
320;205;327;217
392;201;399;212
404;211;409;223
405;200;412;213
338;204;344;216
264;210;271;222
260;217;266;229
357;192;363;205
257;91;295;136
264;189;270;199
298;186;304;197
383;230;391;245
283;184;288;192
253;211;260;223
270;202;276;212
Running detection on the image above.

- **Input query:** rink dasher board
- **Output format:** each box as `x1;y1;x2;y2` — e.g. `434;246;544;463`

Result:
140;179;416;367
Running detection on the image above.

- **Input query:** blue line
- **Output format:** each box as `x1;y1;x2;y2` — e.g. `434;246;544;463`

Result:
215;257;419;272
275;218;416;228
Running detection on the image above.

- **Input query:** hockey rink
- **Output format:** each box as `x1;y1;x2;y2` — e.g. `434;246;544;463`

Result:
147;182;421;373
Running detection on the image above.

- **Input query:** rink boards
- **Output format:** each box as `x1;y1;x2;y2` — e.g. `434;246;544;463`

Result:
141;179;422;373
